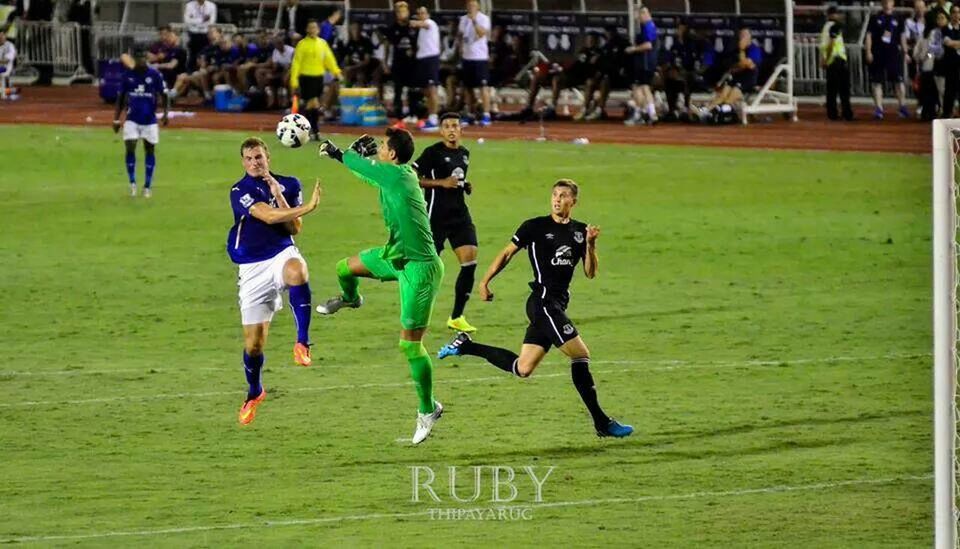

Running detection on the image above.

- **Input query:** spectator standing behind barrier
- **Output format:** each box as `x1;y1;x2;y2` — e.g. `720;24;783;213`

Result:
382;2;417;120
625;6;658;126
459;0;491;126
928;0;952;28
917;10;947;120
290;19;341;139
410;5;441;130
279;0;305;40
821;6;853;121
0;0;16;44
865;0;909;119
941;5;960;117
184;0;216;71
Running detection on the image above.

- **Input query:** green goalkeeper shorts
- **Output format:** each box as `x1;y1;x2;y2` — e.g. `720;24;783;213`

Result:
359;247;444;330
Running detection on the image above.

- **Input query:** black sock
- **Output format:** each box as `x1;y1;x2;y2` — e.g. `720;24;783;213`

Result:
305;108;319;135
451;263;476;319
571;358;610;427
460;340;520;375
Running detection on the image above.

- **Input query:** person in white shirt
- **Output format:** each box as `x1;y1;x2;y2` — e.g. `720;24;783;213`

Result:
458;0;491;126
0;28;15;77
184;0;217;70
411;5;441;130
255;34;295;109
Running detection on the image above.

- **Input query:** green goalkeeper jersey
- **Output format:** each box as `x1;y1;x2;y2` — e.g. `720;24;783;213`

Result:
344;150;438;263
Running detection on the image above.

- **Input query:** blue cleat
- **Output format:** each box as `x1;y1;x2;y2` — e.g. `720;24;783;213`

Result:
597;418;634;438
438;332;471;359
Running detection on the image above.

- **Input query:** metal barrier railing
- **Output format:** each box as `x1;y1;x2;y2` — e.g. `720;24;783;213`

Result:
12;21;92;84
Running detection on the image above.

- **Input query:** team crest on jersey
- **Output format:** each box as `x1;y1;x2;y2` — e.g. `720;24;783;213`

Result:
562;324;574;335
145;77;152;84
445;157;450;162
573;231;584;244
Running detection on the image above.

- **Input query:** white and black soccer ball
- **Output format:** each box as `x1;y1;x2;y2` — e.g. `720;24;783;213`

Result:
276;113;312;148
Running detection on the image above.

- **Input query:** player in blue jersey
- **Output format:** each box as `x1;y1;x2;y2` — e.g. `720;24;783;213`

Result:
229;137;323;425
113;46;169;198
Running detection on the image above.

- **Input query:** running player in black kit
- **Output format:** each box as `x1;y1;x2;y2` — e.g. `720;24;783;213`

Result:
437;179;633;437
414;112;479;333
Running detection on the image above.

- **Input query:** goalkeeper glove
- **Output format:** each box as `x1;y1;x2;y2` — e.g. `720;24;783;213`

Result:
350;134;378;157
318;139;344;163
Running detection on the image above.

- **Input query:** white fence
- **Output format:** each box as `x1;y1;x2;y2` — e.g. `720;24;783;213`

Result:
12;21;92;85
794;33;871;97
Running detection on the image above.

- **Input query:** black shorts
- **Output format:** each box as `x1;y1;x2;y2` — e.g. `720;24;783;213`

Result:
391;61;415;88
730;69;758;91
632;69;654;86
416;56;441;88
523;294;579;350
870;54;904;84
298;75;325;101
461;59;490;88
431;218;477;254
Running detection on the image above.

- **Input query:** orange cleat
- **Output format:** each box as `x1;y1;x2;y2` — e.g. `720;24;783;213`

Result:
293;342;312;367
238;390;266;426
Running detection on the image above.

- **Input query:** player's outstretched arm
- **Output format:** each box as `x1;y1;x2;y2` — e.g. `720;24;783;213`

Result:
263;173;303;235
583;225;600;279
478;242;521;301
249;180;322;225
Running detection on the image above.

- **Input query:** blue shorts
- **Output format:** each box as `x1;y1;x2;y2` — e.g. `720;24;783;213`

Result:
416;56;440;88
461;59;489;88
870;54;903;84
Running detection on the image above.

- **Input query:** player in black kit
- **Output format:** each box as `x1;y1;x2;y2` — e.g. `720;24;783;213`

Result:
437;179;633;438
414;112;479;333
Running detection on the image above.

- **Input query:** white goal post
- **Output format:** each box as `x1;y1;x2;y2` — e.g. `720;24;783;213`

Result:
934;119;960;549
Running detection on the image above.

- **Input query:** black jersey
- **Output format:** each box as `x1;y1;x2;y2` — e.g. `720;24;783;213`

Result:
341;35;374;66
383;22;418;66
413;142;471;222
512;215;588;307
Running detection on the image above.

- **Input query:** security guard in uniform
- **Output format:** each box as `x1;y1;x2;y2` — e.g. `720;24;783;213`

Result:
822;6;854;120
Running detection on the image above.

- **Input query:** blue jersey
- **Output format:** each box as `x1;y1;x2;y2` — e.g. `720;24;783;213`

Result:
122;68;166;125
226;173;302;264
635;20;658;71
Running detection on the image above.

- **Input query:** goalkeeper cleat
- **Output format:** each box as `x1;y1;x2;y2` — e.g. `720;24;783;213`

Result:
412;401;443;444
293;342;312;367
437;332;471;359
238;389;266;426
447;316;477;333
596;418;634;438
316;294;364;315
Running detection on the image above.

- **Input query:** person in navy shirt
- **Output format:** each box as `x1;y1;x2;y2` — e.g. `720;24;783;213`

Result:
865;0;909;119
228;137;322;425
113;47;168;198
625;5;659;125
704;27;762;112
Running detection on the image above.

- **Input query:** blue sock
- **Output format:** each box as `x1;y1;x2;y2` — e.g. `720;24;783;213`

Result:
288;283;312;345
243;351;264;400
125;151;136;184
145;152;155;188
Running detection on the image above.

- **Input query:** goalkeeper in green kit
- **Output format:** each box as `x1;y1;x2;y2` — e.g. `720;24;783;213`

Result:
315;128;445;444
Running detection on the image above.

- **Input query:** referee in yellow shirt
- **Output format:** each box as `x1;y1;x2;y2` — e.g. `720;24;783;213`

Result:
291;19;342;139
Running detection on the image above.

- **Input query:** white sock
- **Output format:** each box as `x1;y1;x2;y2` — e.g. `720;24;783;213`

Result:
647;103;657;118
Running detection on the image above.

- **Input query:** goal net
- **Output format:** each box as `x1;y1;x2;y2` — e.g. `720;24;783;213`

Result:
934;119;960;549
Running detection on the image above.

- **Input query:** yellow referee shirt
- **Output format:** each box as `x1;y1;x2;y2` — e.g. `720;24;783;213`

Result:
290;36;341;89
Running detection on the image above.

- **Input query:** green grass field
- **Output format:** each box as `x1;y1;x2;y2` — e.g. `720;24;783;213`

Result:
0;124;933;547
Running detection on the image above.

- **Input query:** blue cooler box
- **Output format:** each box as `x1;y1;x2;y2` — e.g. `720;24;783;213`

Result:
340;88;378;125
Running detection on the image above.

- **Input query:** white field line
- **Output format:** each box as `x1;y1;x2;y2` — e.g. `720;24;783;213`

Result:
0;353;928;409
3;475;932;544
0;352;928;378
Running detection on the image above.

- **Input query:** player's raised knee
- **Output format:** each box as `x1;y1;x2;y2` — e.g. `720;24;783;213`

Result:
284;257;308;285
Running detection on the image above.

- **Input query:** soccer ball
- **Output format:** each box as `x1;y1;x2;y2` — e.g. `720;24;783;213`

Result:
276;113;312;148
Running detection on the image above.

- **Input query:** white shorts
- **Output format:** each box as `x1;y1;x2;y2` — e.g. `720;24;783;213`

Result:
123;121;160;144
237;245;304;325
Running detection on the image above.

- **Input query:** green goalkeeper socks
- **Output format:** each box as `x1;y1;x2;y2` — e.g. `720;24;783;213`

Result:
399;340;435;414
336;258;360;302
